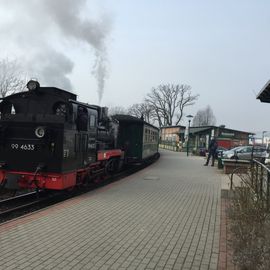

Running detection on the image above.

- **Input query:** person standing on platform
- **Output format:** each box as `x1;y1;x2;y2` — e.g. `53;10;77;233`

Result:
204;137;218;166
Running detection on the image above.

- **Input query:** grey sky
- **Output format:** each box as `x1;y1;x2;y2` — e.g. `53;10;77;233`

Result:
0;0;269;134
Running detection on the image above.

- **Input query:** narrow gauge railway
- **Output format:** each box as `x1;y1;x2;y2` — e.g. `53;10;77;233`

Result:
0;190;16;200
0;191;46;222
0;80;160;222
0;188;33;200
0;189;83;223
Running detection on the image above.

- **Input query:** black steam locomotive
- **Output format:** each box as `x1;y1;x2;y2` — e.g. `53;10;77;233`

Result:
0;81;159;191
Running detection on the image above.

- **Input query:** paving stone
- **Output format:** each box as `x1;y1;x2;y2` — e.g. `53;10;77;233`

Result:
0;151;221;270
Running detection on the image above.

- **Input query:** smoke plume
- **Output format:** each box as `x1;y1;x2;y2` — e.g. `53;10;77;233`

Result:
0;0;111;101
27;48;74;90
44;0;111;102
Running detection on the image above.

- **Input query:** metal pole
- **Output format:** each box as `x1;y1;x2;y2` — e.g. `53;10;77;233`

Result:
187;120;191;156
267;171;270;209
262;131;266;145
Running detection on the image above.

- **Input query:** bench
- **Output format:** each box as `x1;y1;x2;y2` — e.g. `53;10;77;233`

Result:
222;159;251;174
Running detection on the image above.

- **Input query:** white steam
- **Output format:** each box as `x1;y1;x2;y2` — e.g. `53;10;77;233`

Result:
0;0;111;101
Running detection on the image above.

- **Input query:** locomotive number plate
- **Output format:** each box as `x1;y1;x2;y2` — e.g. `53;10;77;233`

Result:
10;144;35;151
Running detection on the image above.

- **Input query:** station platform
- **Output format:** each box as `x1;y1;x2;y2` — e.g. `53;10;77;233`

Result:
0;150;225;270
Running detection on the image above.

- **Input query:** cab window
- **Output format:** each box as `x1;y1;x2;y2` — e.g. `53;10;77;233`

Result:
89;115;96;128
76;106;88;131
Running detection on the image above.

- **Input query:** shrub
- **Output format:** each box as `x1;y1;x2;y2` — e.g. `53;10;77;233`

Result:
228;184;270;270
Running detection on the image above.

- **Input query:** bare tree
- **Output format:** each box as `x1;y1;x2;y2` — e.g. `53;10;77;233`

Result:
192;105;216;126
145;84;199;127
108;106;127;116
0;58;26;98
127;102;154;123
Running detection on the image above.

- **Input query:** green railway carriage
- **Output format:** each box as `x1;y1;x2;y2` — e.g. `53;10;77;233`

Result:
113;115;159;163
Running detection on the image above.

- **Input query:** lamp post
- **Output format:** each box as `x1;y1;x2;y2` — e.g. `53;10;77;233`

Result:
186;114;193;156
262;131;267;145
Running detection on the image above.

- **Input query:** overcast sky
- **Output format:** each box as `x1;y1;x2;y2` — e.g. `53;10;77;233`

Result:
0;0;270;135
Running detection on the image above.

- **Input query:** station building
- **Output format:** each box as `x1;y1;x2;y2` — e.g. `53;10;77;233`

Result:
160;125;253;153
186;125;253;153
159;125;186;151
160;125;186;142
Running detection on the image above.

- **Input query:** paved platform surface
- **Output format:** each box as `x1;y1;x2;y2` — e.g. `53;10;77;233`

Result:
0;150;222;270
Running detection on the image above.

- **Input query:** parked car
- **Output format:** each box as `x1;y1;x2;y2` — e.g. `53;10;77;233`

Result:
222;145;267;161
221;146;244;159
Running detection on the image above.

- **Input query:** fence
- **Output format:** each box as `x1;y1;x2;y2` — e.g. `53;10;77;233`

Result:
159;140;196;153
228;159;270;269
250;160;270;209
230;159;270;209
159;140;179;152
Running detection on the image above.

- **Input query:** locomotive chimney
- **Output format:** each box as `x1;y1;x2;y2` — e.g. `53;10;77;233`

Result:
99;107;109;123
101;107;108;119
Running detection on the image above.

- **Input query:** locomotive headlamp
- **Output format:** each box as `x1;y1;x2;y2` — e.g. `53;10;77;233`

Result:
27;80;40;91
35;126;45;138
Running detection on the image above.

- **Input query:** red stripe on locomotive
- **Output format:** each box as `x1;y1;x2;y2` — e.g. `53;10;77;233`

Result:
97;149;123;161
0;171;77;190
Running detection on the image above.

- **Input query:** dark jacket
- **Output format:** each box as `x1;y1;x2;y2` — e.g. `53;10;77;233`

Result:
209;139;218;153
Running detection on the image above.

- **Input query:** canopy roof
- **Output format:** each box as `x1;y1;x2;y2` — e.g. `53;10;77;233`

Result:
257;80;270;103
178;125;253;135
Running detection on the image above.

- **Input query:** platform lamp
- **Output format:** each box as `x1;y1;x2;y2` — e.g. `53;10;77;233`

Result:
186;114;193;156
262;131;267;145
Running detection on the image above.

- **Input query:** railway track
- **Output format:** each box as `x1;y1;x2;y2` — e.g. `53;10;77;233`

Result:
0;191;49;222
0;189;80;223
0;189;17;200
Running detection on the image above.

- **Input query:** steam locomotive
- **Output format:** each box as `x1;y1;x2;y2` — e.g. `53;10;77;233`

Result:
0;80;159;191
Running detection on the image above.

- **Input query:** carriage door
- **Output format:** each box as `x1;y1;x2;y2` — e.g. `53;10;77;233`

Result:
86;109;98;164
